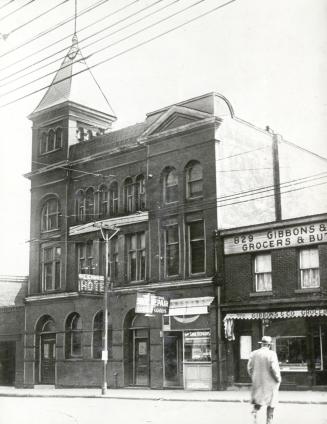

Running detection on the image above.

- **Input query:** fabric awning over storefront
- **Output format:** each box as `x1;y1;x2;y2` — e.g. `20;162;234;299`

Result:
223;309;327;341
168;296;214;316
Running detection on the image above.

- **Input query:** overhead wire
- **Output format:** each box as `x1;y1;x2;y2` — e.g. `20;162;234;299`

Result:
0;0;238;108
0;0;140;75
0;0;205;97
0;0;35;22
0;0;174;88
3;0;70;38
0;0;110;59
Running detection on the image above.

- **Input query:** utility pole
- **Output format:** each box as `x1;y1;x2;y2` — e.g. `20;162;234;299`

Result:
94;223;119;395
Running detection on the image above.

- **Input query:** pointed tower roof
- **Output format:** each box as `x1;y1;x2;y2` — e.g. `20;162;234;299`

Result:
30;35;116;120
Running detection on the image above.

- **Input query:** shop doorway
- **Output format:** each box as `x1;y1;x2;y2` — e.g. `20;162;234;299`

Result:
163;332;183;387
133;331;150;386
0;341;15;385
40;334;56;384
35;315;56;385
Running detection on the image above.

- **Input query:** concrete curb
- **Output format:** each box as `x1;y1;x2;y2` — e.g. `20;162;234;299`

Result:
0;392;326;404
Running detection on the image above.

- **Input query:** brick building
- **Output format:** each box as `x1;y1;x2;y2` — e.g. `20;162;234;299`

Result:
0;275;27;387
221;215;327;389
20;36;327;389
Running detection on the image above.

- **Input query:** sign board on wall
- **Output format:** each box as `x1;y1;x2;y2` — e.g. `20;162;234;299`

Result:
78;274;105;294
224;222;327;254
135;292;169;315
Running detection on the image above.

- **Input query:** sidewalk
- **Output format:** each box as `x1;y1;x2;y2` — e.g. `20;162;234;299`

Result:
0;386;326;404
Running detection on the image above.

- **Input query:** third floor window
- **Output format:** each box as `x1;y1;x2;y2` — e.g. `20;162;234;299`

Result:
164;168;178;204
41;197;60;232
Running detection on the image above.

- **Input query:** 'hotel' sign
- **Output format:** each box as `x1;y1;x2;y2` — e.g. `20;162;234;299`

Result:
224;222;327;254
78;274;105;294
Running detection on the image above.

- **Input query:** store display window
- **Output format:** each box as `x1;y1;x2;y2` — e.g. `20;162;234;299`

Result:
184;331;211;362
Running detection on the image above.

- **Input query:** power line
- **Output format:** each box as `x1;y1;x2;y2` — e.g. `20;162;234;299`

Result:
0;0;237;107
0;0;15;13
0;0;109;59
0;0;140;75
0;0;204;97
0;0;35;23
280;138;327;163
32;160;116;179
3;0;70;38
0;0;173;88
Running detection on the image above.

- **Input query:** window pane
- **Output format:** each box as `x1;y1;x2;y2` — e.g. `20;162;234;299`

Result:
167;226;178;244
189;221;204;240
167;244;179;275
189;163;202;181
44;263;53;290
190;240;205;274
130;252;137;281
300;249;319;269
44;247;53;261
255;254;271;273
189;180;203;197
72;332;82;356
256;273;272;291
54;261;61;289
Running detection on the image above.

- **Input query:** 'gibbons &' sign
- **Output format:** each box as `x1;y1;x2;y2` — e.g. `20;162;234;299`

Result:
224;222;327;254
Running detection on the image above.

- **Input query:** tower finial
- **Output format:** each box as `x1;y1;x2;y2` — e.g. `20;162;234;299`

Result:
74;0;77;36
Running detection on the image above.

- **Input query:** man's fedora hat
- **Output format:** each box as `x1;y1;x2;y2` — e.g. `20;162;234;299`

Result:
258;336;273;345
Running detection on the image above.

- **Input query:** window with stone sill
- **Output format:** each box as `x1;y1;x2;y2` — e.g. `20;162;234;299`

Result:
299;248;320;289
185;161;203;199
254;253;272;292
41;245;61;292
163;168;178;204
41;197;60;232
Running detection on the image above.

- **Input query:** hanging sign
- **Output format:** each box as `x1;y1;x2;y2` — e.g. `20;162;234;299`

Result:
135;293;169;315
224;222;327;254
78;274;105;294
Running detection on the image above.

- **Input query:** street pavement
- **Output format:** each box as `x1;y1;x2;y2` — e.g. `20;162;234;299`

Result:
0;396;326;424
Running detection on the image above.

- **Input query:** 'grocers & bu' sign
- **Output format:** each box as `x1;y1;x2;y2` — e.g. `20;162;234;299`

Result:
224;222;327;254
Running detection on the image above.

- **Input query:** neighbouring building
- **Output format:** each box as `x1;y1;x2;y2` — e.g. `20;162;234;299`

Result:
18;35;327;390
220;214;327;389
0;275;27;387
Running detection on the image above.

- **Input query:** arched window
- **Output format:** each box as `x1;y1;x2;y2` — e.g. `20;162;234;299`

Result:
48;129;55;151
186;162;203;198
40;132;47;154
55;127;62;149
85;187;95;220
75;190;85;222
92;311;103;359
135;175;146;211
109;181;119;216
164;168;178;203
99;184;109;218
41;197;60;232
123;178;134;213
65;313;82;358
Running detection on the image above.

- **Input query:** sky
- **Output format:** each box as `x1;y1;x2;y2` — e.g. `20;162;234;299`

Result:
0;0;326;275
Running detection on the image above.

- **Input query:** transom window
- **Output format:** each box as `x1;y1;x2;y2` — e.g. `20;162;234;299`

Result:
41;198;60;232
78;241;95;275
188;220;205;274
165;224;179;276
127;232;146;282
164;168;178;203
186;162;203;198
254;254;272;292
299;248;320;288
65;313;82;358
41;245;61;291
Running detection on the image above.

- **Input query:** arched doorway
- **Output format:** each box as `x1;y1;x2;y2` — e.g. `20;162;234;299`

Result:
35;315;56;384
123;309;150;387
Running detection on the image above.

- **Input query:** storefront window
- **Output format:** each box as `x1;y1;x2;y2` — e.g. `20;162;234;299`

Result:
184;331;211;362
276;336;307;371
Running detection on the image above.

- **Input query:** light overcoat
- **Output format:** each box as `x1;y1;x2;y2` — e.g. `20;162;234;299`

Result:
247;346;281;407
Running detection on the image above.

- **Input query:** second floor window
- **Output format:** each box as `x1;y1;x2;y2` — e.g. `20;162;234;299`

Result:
186;162;203;199
127;232;146;282
164;168;178;203
41;198;60;232
78;241;95;275
109;181;119;216
188;220;205;274
75;190;85;222
165;225;179;276
41;245;61;291
300;248;320;289
135;175;146;210
254;254;272;292
85;187;95;220
124;178;134;213
99;185;109;218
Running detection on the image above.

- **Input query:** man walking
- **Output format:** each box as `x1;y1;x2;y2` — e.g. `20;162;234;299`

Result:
247;336;281;424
